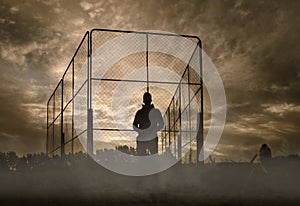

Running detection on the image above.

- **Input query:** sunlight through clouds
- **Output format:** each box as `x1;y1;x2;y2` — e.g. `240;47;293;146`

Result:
0;0;299;159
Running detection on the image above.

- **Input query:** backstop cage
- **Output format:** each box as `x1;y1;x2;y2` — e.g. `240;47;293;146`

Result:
46;29;203;164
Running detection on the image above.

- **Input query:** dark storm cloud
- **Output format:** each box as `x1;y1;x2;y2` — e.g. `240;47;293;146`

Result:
0;0;299;159
172;0;300;159
0;60;44;154
0;0;70;154
0;2;43;44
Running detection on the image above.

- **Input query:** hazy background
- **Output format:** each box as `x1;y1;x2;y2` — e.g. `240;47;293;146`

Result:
0;0;299;161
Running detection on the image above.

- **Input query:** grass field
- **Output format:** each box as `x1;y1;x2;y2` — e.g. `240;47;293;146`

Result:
0;153;299;206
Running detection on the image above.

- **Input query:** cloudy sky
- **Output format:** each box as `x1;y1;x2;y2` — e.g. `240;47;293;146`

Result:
0;0;299;161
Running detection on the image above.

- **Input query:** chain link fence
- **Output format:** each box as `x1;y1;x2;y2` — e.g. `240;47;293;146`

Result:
47;29;203;163
47;32;89;157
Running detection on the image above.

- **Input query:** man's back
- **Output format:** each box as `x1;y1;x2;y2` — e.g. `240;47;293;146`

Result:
133;104;154;130
133;92;164;155
133;104;163;141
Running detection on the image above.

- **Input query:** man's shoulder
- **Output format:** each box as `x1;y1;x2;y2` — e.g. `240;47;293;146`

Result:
149;108;162;117
135;109;143;115
151;108;161;113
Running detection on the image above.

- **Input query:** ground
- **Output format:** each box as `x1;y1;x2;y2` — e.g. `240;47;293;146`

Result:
0;153;299;206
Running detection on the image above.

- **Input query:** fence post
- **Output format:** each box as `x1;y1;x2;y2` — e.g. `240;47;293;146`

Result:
196;112;204;165
61;79;65;156
61;132;65;156
87;108;93;155
46;99;48;155
87;31;93;155
177;134;182;160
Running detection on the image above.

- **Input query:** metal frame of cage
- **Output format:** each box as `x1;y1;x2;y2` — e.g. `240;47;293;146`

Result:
46;29;203;164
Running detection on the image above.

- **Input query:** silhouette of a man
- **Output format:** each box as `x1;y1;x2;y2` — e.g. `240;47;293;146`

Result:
133;92;164;156
259;143;272;163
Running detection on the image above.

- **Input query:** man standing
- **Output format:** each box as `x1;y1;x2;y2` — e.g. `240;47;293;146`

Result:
133;92;164;156
259;143;272;163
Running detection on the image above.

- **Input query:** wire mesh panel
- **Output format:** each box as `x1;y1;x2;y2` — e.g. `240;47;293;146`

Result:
46;93;54;154
73;132;87;154
54;81;62;120
63;63;73;107
90;30;202;160
63;102;73;154
47;124;53;155
73;83;88;147
72;32;89;154
62;61;73;155
47;29;203;164
148;34;196;84
53;113;61;155
74;33;89;95
46;80;63;156
91;30;147;153
47;32;89;156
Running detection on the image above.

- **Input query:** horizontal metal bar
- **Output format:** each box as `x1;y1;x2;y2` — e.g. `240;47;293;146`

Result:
174;85;201;122
47;79;90;127
62;99;72;113
48;32;89;106
93;128;195;133
161;84;201;128
60;79;88;115
62;59;74;80
91;78;201;86
48;145;61;154
48;113;61;128
73;31;89;63
93;128;134;132
73;79;88;100
48;129;88;155
90;28;201;43
64;129;87;145
47;79;62;105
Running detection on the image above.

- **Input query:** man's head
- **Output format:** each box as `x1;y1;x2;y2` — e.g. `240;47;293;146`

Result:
143;92;152;105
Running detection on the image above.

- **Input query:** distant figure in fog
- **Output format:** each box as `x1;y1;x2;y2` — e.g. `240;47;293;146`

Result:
133;92;164;156
259;143;272;162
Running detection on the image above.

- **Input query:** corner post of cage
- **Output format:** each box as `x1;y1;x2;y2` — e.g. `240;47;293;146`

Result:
187;65;192;163
60;79;65;156
178;82;182;161
71;60;74;154
173;98;176;158
52;93;55;157
196;40;204;165
168;107;171;147
87;31;93;155
46;98;49;155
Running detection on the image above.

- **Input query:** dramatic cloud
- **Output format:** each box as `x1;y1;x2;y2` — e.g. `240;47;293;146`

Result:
0;0;299;159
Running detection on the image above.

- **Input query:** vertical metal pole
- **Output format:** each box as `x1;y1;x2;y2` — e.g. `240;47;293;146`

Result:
87;32;93;155
168;107;171;146
173;98;176;158
178;84;182;161
88;33;92;110
197;41;204;165
72;60;74;154
61;79;65;156
196;112;203;165
52;93;55;157
146;33;149;92
46;100;49;155
87;109;93;155
187;66;192;163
